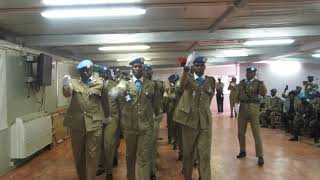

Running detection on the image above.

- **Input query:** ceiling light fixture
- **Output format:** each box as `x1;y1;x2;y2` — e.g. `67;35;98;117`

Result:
312;54;320;58
117;57;151;61
99;45;150;51
41;7;146;18
215;49;249;58
244;39;295;46
42;0;140;6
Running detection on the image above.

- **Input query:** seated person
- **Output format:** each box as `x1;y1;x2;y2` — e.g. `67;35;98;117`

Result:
289;98;316;141
282;91;300;133
260;89;283;128
310;111;320;144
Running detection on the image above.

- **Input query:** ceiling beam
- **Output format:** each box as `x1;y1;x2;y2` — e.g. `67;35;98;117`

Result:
208;0;248;32
189;0;248;51
77;46;299;62
300;41;320;52
0;2;231;13
17;25;320;47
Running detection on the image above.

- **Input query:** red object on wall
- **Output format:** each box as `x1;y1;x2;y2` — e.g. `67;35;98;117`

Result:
176;57;187;63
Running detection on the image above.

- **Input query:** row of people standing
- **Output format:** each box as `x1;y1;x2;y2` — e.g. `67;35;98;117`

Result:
62;58;267;180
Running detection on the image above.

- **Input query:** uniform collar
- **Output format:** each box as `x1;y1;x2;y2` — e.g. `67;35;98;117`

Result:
245;78;255;82
194;73;205;80
79;76;95;85
132;75;144;83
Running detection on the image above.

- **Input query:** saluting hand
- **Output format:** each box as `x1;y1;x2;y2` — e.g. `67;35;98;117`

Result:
63;74;71;89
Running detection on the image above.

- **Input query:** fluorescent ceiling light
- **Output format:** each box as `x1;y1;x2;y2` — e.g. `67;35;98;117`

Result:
215;49;249;58
270;61;301;76
312;54;320;58
244;39;295;46
99;45;150;51
41;7;146;18
117;57;151;61
42;0;140;6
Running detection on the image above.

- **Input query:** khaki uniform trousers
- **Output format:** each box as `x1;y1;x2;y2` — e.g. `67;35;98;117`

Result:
151;120;161;175
124;129;153;180
101;119;120;174
174;122;183;156
238;103;263;157
70;128;102;180
182;125;212;180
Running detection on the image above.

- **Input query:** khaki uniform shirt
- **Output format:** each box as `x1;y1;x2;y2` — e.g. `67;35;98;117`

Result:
64;77;108;131
236;79;267;104
174;73;216;129
110;78;161;131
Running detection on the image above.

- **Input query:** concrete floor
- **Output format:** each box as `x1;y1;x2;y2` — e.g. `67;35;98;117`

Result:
1;113;320;180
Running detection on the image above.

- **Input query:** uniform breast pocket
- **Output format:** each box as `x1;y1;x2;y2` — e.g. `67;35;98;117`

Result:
89;89;102;101
144;90;154;100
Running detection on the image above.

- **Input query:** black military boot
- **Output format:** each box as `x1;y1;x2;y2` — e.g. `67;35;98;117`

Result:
258;157;264;166
106;173;113;180
150;174;156;180
113;157;118;167
289;135;299;141
193;160;199;167
236;151;246;159
96;167;105;176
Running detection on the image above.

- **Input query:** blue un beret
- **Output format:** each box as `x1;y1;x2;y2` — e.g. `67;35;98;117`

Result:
174;74;180;81
271;89;277;92
129;57;145;66
168;74;175;81
193;56;207;64
143;64;153;70
168;74;180;81
246;67;257;72
77;60;93;70
99;66;110;74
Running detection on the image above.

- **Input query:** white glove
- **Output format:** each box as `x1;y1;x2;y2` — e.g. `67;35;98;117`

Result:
62;74;71;89
185;51;196;67
234;103;240;114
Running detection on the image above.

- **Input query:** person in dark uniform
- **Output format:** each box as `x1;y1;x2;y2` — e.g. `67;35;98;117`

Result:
236;67;267;166
216;78;224;113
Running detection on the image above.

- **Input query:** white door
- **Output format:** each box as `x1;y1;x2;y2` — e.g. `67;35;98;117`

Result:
0;49;8;130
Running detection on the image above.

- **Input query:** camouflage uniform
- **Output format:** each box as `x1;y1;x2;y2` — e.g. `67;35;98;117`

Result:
260;95;283;128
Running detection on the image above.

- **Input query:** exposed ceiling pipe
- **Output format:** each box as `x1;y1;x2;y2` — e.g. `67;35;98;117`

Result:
208;0;248;33
189;0;248;52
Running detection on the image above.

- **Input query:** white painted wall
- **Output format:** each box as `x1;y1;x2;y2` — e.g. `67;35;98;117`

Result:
0;40;76;175
0;49;8;130
239;62;320;96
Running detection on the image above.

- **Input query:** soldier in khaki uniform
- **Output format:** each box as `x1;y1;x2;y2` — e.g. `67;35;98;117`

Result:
143;64;164;180
236;67;266;166
260;89;283;128
109;58;161;180
174;56;215;180
228;77;238;118
164;74;183;158
305;76;319;100
62;60;108;180
96;66;120;180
